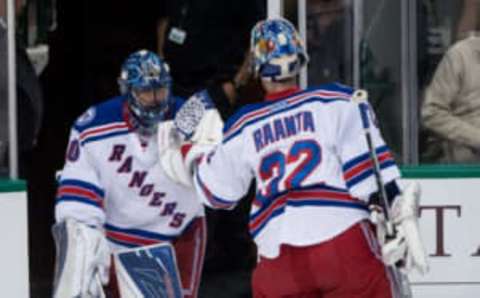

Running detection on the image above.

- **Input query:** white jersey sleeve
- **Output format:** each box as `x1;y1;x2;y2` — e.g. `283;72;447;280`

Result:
336;99;401;200
55;126;106;227
193;133;253;210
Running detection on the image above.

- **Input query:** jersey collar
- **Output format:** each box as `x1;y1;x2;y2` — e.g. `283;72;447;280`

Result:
265;87;301;101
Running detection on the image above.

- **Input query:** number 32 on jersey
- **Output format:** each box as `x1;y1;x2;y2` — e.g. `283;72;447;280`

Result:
258;139;321;199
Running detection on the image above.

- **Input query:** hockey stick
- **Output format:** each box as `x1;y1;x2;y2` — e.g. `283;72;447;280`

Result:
352;89;412;298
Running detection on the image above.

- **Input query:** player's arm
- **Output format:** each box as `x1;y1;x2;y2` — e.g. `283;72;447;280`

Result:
53;117;110;297
192;136;253;210
204;51;252;120
161;91;253;208
188;101;254;209
205;80;237;120
156;17;169;58
421;46;480;149
337;94;428;275
336;98;401;201
55;126;106;227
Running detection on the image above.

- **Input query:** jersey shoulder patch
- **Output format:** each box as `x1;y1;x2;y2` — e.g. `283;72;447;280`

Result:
73;96;126;133
75;107;96;127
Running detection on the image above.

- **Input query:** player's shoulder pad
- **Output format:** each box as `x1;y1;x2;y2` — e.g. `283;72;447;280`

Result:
223;101;270;134
305;82;354;98
73;96;126;133
302;83;360;112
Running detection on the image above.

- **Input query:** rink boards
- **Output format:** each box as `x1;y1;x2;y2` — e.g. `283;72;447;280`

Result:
0;180;29;298
1;171;480;298
405;177;480;298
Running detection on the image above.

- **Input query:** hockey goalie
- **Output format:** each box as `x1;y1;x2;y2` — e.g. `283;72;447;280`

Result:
52;50;211;298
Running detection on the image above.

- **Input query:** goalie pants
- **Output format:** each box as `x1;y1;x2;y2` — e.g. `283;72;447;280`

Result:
105;217;207;298
252;220;397;298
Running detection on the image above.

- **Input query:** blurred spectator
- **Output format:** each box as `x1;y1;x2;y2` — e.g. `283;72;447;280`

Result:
456;0;480;40
418;0;480;90
0;0;43;178
306;0;352;86
157;0;264;98
421;35;480;163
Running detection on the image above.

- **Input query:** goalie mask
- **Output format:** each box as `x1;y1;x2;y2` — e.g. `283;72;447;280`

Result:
118;50;173;133
251;18;309;81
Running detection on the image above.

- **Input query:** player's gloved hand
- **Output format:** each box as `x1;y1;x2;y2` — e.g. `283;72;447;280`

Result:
160;89;223;187
174;89;223;143
378;182;429;275
160;141;213;187
369;204;387;246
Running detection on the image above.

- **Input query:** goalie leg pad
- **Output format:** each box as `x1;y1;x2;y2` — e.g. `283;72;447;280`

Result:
52;219;110;298
383;182;429;275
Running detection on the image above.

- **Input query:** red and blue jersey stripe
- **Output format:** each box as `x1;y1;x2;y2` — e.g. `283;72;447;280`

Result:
56;179;105;209
105;223;176;247
249;184;368;238
195;171;237;210
342;145;396;189
79;121;130;145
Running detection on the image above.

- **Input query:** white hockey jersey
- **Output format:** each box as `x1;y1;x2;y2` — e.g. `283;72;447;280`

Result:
55;95;204;250
194;83;400;258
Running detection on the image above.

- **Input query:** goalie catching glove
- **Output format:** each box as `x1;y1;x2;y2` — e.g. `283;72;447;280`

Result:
160;89;224;187
372;181;429;275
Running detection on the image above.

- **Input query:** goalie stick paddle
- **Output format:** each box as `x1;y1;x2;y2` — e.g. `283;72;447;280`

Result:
114;243;183;298
352;89;413;298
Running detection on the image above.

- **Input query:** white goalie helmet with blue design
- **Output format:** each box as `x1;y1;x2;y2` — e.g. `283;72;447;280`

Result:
118;49;173;131
251;18;309;81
